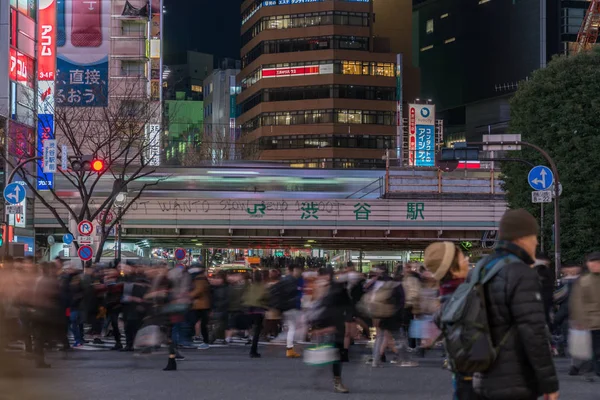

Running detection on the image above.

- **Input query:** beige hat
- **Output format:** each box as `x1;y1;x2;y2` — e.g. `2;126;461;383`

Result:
424;242;457;282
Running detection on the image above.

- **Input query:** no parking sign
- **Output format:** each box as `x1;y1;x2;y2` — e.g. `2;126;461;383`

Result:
174;248;186;260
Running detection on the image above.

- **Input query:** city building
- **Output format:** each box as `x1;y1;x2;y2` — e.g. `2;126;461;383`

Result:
236;0;414;168
0;0;164;256
203;59;241;162
163;51;214;101
0;0;37;250
412;0;587;142
163;92;204;165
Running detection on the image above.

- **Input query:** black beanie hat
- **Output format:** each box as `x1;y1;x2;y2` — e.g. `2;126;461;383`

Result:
498;209;539;241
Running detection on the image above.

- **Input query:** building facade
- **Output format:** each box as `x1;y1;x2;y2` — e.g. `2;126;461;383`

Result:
412;0;587;142
203;61;241;162
0;0;163;255
163;93;203;165
0;0;38;251
163;51;215;101
237;0;405;168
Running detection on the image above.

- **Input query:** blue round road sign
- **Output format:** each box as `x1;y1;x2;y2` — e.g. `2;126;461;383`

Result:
3;183;26;205
63;233;74;245
174;248;186;260
78;245;93;261
528;165;554;191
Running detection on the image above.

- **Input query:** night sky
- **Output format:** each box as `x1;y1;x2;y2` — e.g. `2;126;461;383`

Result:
163;0;242;63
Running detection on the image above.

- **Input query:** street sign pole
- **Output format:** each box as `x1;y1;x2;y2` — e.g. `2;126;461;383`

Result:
540;203;544;253
472;139;562;277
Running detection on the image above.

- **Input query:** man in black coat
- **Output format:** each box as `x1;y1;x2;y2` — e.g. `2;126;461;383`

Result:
474;209;559;400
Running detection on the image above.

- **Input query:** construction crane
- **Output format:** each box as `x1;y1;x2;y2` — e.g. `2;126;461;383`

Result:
576;0;600;53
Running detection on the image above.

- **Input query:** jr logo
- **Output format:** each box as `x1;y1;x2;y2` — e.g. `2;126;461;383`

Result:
246;203;266;216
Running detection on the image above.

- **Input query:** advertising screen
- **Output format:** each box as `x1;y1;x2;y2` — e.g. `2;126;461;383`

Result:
408;104;436;167
56;0;110;107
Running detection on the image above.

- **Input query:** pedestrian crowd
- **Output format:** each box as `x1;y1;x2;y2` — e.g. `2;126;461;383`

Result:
1;209;599;399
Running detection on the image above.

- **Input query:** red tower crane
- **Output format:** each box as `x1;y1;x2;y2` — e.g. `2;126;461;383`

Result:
576;0;600;53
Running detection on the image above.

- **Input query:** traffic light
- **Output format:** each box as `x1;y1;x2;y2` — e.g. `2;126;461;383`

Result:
91;159;105;172
71;155;106;172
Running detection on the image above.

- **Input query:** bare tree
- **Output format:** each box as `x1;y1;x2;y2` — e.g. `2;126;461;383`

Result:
177;124;260;165
2;78;167;262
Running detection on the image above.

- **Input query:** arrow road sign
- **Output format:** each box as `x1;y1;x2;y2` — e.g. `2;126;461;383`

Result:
77;220;94;236
3;183;26;205
528;166;554;191
78;245;93;261
63;233;74;245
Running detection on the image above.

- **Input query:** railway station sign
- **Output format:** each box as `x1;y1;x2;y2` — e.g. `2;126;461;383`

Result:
35;197;505;231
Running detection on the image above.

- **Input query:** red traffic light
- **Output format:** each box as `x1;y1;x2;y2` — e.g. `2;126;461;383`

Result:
91;159;105;172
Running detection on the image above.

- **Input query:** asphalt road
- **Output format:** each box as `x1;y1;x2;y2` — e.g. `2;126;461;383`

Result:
1;345;597;400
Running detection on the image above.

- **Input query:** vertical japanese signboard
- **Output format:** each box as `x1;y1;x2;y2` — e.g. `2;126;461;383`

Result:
408;104;435;167
396;54;403;163
145;124;161;166
37;0;56;190
149;0;161;102
56;0;110;107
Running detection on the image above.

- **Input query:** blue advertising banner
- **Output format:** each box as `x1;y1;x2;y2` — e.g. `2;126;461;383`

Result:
56;58;108;106
55;0;110;108
37;114;54;190
415;125;435;167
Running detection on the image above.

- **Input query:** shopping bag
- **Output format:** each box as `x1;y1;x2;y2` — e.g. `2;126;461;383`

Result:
304;333;339;366
134;325;165;349
568;328;593;361
304;344;339;366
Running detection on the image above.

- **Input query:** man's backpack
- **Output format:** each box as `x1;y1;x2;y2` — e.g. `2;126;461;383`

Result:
357;281;399;319
439;254;519;375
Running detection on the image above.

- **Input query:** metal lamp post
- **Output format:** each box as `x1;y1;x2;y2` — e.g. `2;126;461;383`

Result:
114;192;127;263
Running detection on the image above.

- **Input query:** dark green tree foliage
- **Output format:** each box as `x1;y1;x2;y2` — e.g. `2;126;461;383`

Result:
502;49;600;262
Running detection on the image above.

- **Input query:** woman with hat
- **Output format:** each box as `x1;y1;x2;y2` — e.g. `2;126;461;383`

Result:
424;241;475;400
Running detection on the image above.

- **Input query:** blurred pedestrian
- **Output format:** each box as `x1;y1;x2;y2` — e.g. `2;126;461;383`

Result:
243;270;268;358
569;252;600;380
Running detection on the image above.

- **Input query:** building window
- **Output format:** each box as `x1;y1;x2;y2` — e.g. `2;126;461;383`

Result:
242;36;369;68
241;60;396;92
191;85;202;93
241;11;370;47
426;19;434;34
256;134;393;150
121;61;145;77
121;21;146;36
242;109;396;132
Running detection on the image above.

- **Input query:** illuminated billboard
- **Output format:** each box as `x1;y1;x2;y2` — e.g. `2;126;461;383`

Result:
56;0;110;107
9;48;34;88
37;0;56;190
262;64;333;78
408;104;435;167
